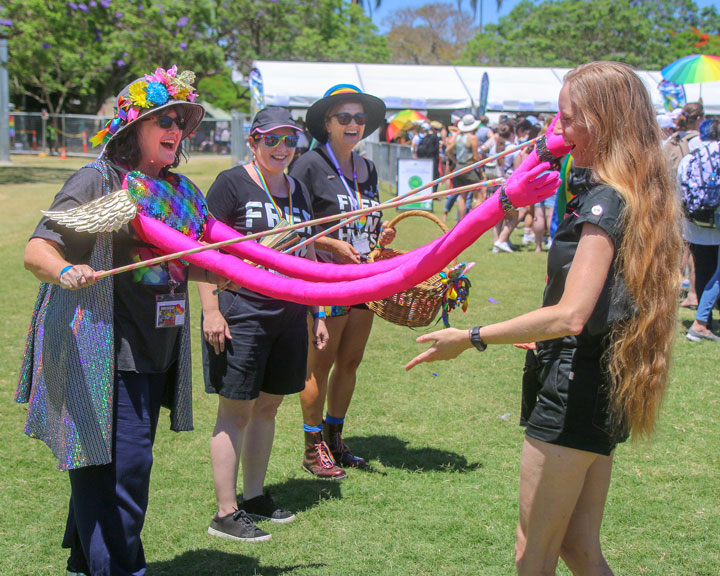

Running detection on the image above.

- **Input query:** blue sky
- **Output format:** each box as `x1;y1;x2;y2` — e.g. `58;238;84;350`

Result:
370;0;718;33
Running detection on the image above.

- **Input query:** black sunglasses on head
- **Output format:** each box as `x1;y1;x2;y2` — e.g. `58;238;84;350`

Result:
149;114;186;130
329;112;367;126
253;134;299;148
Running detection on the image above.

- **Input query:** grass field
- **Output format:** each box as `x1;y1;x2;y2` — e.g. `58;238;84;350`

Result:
1;155;719;575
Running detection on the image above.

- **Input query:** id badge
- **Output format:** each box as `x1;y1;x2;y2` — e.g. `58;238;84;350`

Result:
351;232;371;255
155;293;186;328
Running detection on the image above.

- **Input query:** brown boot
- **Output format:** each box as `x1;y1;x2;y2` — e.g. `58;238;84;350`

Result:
302;431;347;480
323;421;367;469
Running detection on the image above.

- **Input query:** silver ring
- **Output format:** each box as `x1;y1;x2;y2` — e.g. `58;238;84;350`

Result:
75;275;83;281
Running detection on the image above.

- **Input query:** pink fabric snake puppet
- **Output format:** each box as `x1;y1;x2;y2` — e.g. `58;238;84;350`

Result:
44;117;571;306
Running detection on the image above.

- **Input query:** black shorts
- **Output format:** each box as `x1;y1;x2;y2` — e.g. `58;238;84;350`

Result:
521;347;628;456
202;291;307;400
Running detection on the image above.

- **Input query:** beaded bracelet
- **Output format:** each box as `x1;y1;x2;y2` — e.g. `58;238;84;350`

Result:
499;186;516;214
535;135;555;163
312;310;327;320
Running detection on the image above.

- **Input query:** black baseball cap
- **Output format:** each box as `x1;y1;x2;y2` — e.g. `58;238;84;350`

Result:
250;107;300;134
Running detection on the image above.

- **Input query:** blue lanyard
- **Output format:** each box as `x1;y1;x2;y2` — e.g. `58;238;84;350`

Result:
324;143;362;213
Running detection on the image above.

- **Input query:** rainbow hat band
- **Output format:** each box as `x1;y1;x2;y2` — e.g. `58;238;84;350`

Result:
90;65;205;148
306;83;386;144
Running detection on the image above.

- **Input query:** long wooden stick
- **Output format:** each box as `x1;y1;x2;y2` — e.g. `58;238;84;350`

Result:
94;178;503;280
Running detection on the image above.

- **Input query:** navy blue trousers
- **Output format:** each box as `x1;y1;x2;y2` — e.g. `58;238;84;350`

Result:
63;371;167;576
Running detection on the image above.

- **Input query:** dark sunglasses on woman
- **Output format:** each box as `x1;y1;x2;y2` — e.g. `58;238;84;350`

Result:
330;112;367;126
149;114;186;130
253;134;299;148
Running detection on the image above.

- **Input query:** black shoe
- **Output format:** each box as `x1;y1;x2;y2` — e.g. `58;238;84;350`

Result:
239;491;296;524
207;509;271;542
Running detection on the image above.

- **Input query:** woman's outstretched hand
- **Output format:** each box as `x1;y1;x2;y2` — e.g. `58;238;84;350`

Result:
405;327;472;371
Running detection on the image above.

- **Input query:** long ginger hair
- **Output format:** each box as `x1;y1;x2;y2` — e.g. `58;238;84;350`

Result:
564;61;683;438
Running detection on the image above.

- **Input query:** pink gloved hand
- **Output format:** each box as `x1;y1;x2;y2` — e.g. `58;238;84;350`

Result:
503;162;561;208
545;112;574;157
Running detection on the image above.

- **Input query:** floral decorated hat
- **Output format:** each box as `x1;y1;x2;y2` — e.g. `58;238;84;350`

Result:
90;65;205;148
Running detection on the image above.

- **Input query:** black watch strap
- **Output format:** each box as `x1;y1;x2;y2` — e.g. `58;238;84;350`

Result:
469;325;487;352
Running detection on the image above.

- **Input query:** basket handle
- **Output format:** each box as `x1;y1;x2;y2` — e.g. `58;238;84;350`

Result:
369;209;450;261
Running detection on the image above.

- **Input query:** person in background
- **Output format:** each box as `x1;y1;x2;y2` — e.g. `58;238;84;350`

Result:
407;61;682;576
199;107;328;542
680;119;720;342
290;85;396;479
445;113;481;223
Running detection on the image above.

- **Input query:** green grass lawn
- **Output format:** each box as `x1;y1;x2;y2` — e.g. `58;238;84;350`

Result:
1;155;719;575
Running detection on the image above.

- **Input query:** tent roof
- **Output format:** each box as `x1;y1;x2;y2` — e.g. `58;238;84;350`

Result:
253;60;720;115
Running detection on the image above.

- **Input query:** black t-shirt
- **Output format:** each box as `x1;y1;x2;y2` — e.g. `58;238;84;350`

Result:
538;183;634;355
289;147;382;263
32;165;188;373
205;165;314;301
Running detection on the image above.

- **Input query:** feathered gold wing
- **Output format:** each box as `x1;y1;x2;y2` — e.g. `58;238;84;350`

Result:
42;189;137;233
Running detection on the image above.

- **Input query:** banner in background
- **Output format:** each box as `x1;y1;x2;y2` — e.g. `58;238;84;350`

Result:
397;158;434;212
478;72;490;117
249;68;265;119
658;79;686;112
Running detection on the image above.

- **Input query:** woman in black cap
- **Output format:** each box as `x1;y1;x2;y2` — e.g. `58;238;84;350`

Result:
199;107;329;541
19;65;211;575
290;85;396;479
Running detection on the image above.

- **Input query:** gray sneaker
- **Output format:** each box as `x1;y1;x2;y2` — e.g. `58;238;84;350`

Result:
239;491;296;524
686;328;720;342
207;509;271;542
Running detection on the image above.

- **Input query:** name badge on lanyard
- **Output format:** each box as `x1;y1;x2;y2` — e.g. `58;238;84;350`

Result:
155;276;186;328
156;293;186;328
351;230;371;255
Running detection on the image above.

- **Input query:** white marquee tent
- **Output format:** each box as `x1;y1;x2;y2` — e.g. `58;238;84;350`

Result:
252;60;720;116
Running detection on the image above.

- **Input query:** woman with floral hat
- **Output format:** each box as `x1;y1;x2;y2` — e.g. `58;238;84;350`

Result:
17;66;219;576
290;85;396;479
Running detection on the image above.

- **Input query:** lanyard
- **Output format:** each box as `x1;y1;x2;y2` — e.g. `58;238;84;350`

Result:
253;162;293;225
324;143;366;228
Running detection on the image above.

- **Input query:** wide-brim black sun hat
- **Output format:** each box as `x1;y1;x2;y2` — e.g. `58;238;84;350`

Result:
306;84;386;144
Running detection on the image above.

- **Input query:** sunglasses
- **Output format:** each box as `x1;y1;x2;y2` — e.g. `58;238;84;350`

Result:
149;115;186;130
330;112;367;126
253;134;299;148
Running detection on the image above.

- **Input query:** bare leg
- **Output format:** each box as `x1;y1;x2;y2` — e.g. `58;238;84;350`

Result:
560;452;615;575
327;308;374;418
301;314;347;426
515;436;604;576
533;205;546;253
210;396;254;516
241;392;284;500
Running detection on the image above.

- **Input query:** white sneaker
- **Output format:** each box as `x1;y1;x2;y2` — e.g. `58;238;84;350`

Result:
493;241;514;253
491;246;500;253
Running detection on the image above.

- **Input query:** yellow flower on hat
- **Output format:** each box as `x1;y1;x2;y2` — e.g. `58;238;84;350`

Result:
129;81;149;108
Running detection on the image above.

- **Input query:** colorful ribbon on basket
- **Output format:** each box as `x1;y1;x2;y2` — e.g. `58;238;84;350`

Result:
439;262;474;327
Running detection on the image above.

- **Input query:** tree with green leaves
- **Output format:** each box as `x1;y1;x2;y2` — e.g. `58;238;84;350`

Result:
458;0;720;68
387;3;477;65
4;0;222;114
456;0;504;30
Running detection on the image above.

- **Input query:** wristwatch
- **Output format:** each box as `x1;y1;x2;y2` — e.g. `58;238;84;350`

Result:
469;325;487;352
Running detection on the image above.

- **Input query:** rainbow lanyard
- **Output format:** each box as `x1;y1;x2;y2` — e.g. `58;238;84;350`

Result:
253;162;293;225
324;143;366;229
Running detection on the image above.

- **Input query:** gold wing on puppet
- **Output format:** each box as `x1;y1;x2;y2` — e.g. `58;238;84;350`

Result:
42;190;137;233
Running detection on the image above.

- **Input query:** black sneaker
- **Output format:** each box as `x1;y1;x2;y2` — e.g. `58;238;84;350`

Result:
239;492;296;524
207;509;272;542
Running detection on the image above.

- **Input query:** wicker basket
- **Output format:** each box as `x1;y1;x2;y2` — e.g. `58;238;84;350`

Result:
367;210;454;327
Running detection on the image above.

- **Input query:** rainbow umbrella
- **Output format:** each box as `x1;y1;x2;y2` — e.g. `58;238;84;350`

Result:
662;54;720;99
386;109;428;142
